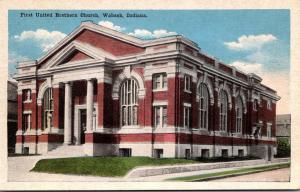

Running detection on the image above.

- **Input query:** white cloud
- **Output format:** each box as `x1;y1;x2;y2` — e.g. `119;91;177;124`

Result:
229;61;263;75
98;21;125;32
14;29;67;52
128;29;177;39
8;51;30;75
229;60;289;114
261;71;290;114
9;51;30;66
224;34;277;51
97;21;177;39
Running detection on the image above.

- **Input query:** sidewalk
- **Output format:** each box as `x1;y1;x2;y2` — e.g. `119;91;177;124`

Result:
124;162;289;181
7;155;290;182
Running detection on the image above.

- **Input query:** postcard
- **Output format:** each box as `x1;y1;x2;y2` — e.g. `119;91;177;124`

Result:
1;0;299;190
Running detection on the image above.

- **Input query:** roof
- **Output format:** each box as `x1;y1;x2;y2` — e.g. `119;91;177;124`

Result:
276;114;291;124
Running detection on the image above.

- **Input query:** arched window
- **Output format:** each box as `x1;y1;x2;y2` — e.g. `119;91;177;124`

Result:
42;88;53;130
199;83;209;129
219;90;228;131
120;78;138;126
236;96;243;133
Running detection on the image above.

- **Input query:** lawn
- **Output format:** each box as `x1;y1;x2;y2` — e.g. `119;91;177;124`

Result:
167;162;290;182
31;156;197;177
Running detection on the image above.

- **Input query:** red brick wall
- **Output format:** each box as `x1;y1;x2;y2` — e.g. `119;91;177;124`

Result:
98;82;113;128
219;63;233;75
167;77;176;126
53;87;60;128
75;30;145;56
37;105;42;130
17;94;23;131
191;81;198;129
31;92;37;129
144;80;152;126
62;50;92;63
153;91;168;100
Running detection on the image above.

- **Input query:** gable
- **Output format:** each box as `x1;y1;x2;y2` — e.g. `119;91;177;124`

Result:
60;50;93;64
38;28;145;68
75;29;145;56
40;41;116;69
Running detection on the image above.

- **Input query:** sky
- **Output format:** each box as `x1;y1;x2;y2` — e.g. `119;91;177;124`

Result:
8;10;290;114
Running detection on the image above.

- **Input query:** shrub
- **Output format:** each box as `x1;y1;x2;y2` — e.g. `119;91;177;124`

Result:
276;138;290;157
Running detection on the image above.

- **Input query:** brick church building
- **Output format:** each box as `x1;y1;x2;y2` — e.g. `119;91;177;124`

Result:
14;21;280;159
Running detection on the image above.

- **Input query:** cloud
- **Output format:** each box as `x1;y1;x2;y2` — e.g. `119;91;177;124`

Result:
229;61;263;74
8;51;30;74
261;71;290;114
225;34;289;113
9;51;30;66
229;60;289;114
98;21;125;32
224;34;277;51
14;29;67;52
128;29;177;39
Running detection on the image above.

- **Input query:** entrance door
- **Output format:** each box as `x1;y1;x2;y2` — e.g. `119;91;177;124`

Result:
80;109;86;144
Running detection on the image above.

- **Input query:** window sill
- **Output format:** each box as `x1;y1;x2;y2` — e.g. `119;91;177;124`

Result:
153;88;168;92
23;100;32;103
184;89;192;94
121;125;140;129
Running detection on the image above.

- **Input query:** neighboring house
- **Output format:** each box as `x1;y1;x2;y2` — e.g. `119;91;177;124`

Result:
14;21;280;160
276;114;291;143
7;78;18;153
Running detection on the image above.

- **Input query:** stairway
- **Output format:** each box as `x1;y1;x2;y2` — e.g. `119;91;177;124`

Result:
45;144;87;158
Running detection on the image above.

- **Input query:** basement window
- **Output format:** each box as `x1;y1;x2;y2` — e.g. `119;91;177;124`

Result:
201;149;210;158
119;148;132;157
154;149;163;158
221;149;228;158
238;149;244;157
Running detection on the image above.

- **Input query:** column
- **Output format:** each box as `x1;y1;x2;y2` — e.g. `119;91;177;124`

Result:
53;84;60;129
64;82;72;144
86;79;94;132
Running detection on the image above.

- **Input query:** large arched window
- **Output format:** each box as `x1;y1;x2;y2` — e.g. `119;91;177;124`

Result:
219;90;228;131
42;88;53;130
199;83;209;129
236;96;243;133
120;78;138;126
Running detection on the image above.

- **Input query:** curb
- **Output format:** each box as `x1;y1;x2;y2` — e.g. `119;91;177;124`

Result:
125;158;290;178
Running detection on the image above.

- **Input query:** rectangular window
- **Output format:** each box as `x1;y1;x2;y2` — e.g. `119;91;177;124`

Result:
201;149;210;158
153;73;167;90
238;149;244;157
154;149;163;158
221;149;228;157
119;148;132;157
267;123;272;138
185;149;191;159
267;100;272;110
184;75;191;92
23;89;32;102
22;114;31;131
183;106;191;129
253;100;258;111
154;106;167;128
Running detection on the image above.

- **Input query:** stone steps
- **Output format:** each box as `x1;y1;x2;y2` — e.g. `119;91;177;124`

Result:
46;145;86;157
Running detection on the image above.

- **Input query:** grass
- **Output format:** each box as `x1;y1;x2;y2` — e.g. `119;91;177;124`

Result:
195;155;259;163
31;156;198;177
167;162;290;182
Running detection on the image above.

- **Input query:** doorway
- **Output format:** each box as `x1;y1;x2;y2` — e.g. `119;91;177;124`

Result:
79;109;86;144
74;104;98;145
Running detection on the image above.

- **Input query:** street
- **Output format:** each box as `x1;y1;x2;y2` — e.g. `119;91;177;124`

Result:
211;168;290;182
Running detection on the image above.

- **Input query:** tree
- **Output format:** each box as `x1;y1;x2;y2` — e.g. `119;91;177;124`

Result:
276;138;290;157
